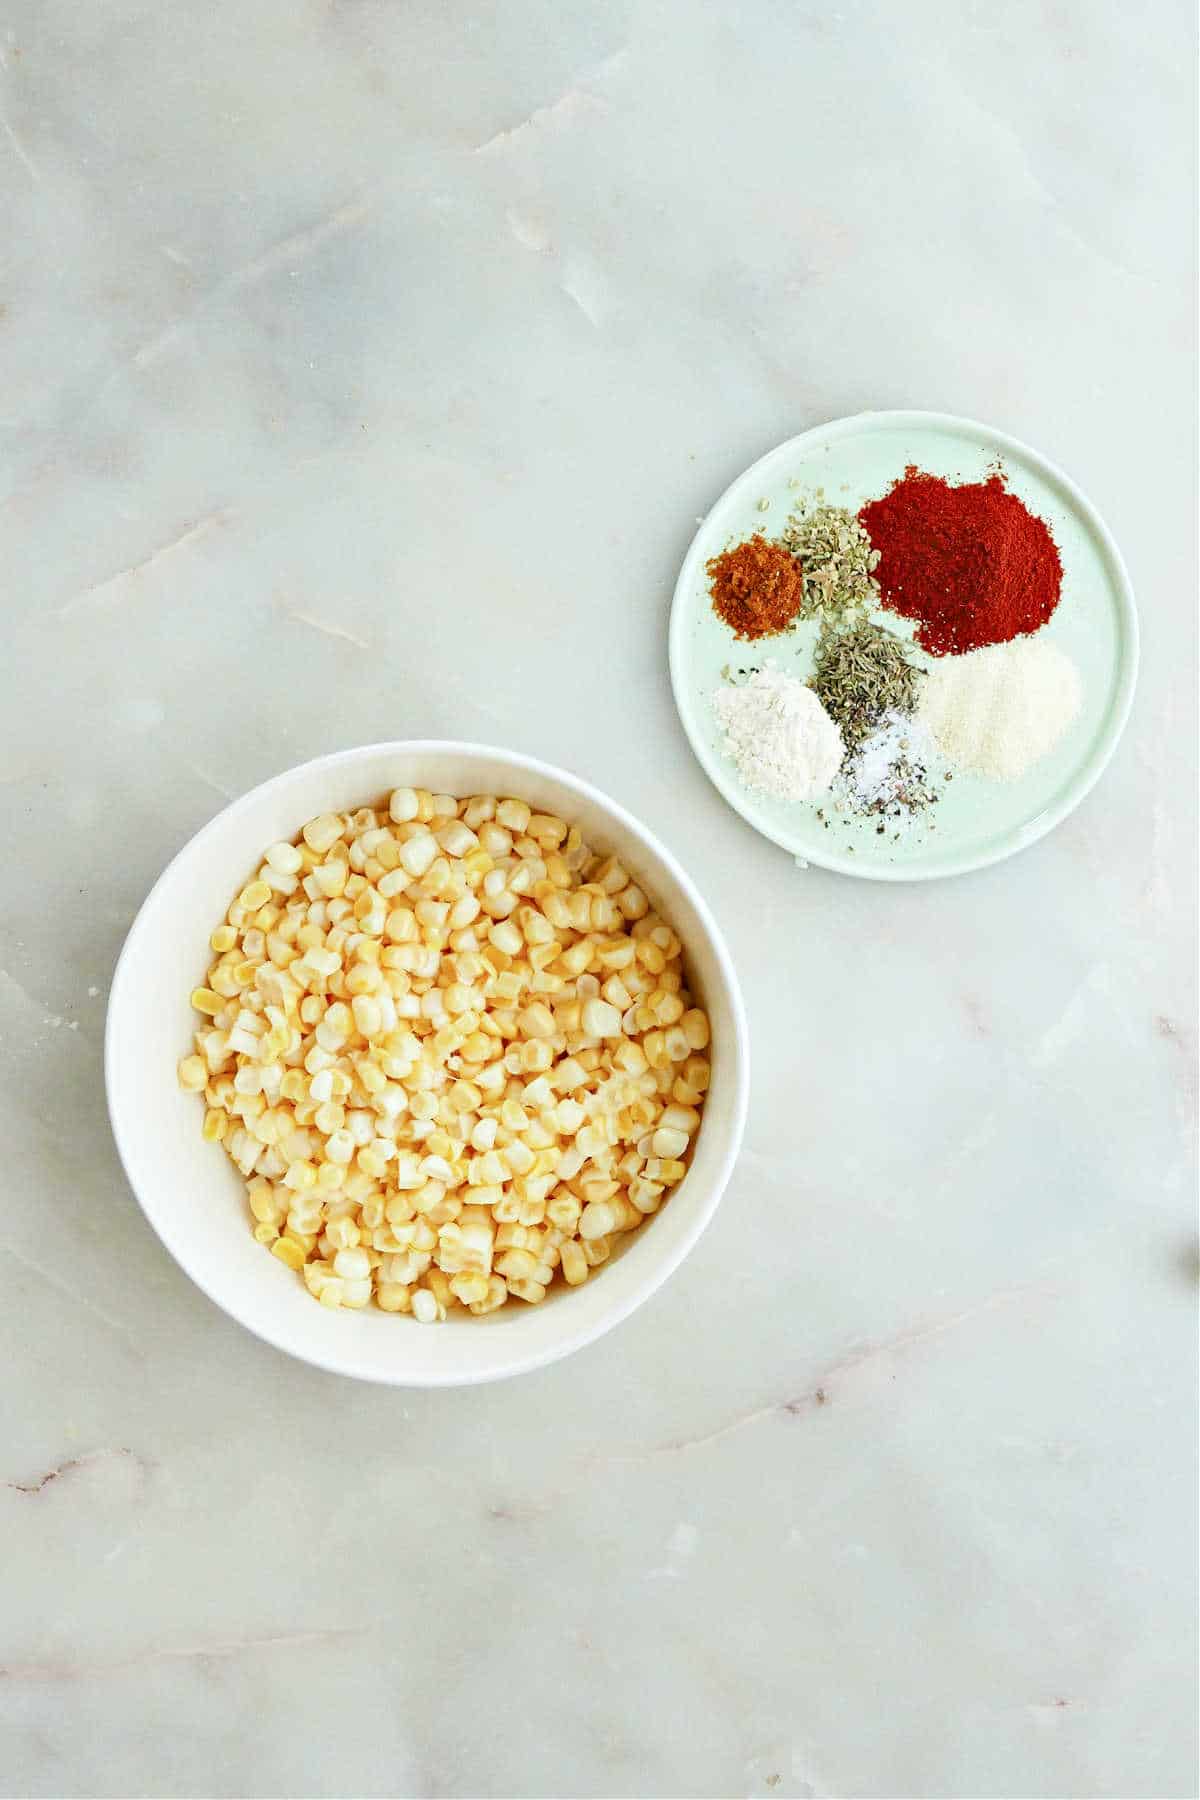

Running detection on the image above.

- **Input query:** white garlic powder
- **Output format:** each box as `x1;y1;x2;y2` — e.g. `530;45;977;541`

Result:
713;663;845;802
918;637;1083;781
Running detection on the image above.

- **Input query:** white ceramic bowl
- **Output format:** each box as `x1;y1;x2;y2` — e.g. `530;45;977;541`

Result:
106;742;749;1386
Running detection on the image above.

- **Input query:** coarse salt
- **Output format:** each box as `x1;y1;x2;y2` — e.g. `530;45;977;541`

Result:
834;711;943;835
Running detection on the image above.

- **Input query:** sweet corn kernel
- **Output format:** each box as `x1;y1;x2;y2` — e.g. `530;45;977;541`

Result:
560;1239;588;1285
177;1055;207;1091
239;880;271;912
266;841;303;875
303;814;344;854
411;1288;442;1324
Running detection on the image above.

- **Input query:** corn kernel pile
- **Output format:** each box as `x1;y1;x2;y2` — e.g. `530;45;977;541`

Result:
180;791;711;1321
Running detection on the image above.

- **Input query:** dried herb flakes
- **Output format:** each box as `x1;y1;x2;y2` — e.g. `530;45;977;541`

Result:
809;619;923;751
780;501;881;623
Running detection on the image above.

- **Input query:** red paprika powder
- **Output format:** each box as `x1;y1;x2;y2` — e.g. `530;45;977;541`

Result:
858;467;1062;656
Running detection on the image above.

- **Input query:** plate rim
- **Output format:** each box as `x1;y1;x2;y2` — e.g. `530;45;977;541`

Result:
668;408;1140;883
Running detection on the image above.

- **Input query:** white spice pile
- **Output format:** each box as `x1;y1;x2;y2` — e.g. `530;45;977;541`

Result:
713;664;844;802
918;638;1082;781
834;711;943;834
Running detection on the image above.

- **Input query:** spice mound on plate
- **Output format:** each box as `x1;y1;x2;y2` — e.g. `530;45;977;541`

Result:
859;466;1063;656
780;500;881;622
713;664;844;801
707;536;805;640
834;712;943;835
918;637;1082;780
808;618;924;752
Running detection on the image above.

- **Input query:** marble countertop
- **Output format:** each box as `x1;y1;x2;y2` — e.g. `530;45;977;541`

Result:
3;3;1196;1796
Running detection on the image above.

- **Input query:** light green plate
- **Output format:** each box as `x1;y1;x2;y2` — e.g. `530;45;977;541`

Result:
669;411;1139;881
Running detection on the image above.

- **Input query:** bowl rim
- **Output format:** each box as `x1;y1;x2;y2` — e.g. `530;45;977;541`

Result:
105;739;750;1386
668;408;1141;881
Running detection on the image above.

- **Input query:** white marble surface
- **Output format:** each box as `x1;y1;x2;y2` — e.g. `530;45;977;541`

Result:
2;3;1196;1796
